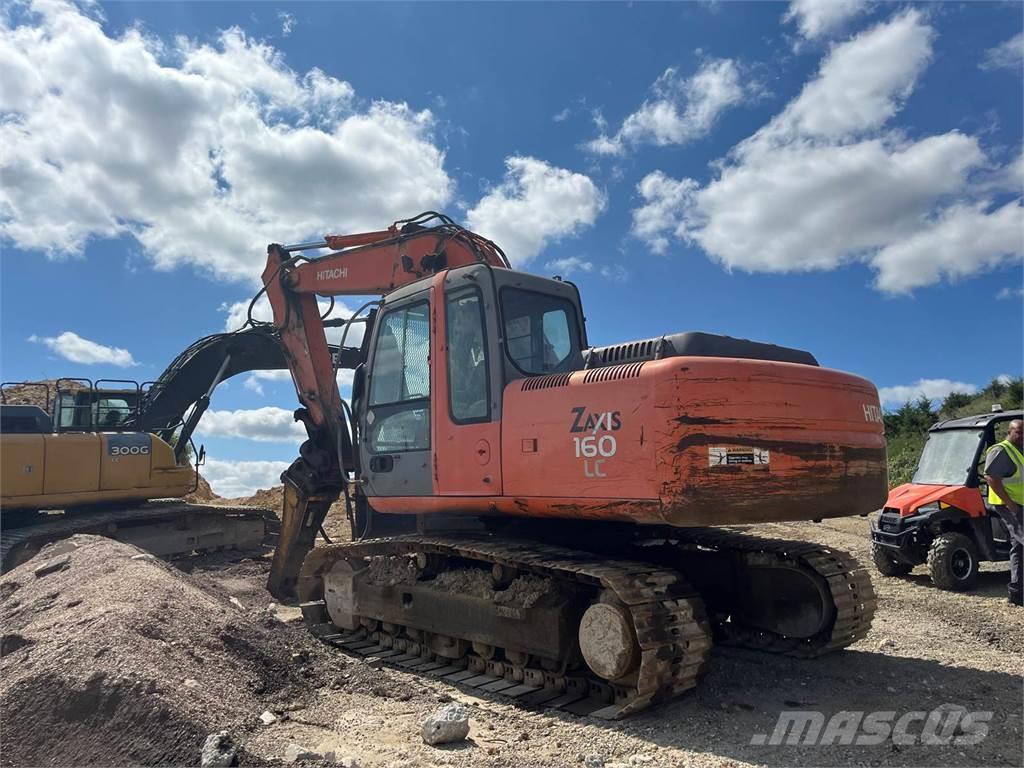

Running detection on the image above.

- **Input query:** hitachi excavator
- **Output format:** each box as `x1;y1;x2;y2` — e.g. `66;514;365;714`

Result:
261;212;887;718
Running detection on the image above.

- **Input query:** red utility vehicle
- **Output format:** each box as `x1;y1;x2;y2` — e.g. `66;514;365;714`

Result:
871;409;1022;590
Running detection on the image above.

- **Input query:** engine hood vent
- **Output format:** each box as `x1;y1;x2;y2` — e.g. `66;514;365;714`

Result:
583;331;818;369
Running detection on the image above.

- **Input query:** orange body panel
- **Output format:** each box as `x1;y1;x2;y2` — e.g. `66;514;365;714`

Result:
429;274;502;496
884;483;987;518
383;356;888;527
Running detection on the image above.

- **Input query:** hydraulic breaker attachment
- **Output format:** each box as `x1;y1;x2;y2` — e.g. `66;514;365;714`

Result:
266;408;346;599
267;481;337;599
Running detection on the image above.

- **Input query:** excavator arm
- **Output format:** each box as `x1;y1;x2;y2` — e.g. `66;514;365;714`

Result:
264;213;508;597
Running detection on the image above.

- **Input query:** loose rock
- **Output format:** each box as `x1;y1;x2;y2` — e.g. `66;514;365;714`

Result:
421;703;470;746
200;731;236;768
259;710;278;725
33;555;70;579
284;743;322;763
267;603;303;623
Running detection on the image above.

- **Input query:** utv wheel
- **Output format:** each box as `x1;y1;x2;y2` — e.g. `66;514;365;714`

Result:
871;542;913;577
927;532;979;591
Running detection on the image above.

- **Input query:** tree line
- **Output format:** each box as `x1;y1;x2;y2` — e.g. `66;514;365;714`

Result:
884;377;1024;440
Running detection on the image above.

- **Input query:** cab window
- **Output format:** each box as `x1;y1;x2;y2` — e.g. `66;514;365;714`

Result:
446;287;489;422
368;302;430;452
501;288;580;375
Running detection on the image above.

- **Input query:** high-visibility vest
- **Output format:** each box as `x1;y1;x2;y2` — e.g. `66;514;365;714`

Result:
987;439;1024;505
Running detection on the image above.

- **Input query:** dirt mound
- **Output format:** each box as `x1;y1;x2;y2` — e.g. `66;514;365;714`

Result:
0;536;316;767
0;379;84;413
217;486;284;510
185;471;221;503
214;486;351;542
240;486;285;510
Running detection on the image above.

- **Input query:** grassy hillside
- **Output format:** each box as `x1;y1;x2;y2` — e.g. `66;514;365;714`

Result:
885;377;1023;486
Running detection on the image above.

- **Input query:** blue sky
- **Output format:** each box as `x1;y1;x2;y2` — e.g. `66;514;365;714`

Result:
1;1;1022;496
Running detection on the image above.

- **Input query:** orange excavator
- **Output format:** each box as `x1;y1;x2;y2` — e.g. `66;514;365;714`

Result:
260;212;886;717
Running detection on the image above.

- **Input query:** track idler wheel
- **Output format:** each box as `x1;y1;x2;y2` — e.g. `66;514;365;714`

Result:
578;593;640;682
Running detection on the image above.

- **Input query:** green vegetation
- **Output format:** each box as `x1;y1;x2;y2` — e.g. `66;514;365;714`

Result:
884;377;1023;486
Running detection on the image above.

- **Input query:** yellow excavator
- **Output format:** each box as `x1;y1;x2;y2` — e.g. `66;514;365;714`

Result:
0;327;298;570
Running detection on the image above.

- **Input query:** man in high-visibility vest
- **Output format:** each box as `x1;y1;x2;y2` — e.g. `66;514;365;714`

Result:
984;418;1024;606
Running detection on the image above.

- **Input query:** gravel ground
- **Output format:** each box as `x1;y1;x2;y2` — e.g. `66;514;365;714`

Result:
2;513;1021;768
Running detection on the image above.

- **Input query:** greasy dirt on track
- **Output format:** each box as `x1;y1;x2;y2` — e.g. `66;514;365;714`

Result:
2;513;1021;768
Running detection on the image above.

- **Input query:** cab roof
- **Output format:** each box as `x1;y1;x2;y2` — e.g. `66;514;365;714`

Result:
930;409;1023;431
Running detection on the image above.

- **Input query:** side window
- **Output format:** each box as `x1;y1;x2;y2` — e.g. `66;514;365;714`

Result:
56;394;75;429
501;288;580;375
446;288;489;422
368;302;430;453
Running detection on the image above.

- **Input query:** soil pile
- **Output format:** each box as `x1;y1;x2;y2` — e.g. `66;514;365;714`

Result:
0;536;315;767
215;486;351;542
220;486;285;510
185;471;221;503
0;379;84;413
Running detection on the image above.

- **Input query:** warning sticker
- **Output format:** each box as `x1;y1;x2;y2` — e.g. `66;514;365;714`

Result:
708;446;770;467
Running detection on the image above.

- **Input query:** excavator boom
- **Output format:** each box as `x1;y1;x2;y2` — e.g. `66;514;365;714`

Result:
263;213;509;430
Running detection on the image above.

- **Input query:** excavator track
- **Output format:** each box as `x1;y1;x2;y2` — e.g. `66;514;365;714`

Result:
658;527;876;657
295;528;873;718
1;500;278;572
298;534;713;719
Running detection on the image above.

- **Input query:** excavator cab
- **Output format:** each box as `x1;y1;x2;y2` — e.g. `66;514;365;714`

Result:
354;264;585;503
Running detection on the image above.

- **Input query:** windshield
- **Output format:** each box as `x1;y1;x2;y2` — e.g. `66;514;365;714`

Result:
913;429;983;485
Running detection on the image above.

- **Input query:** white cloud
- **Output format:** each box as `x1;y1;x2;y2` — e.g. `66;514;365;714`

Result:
631;172;699;255
631;11;1024;293
0;3;451;284
783;0;868;41
544;256;627;281
242;368;353;395
545;256;593;276
28;331;136;367
878;379;978;407
466;157;605;266
585;59;752;155
277;10;296;37
981;31;1024;72
202;458;290;497
244;375;267;395
197;406;305;442
750;9;933;150
871;200;1024;293
996;286;1024;300
552;107;571;122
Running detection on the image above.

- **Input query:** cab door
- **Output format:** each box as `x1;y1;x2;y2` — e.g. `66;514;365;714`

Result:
359;292;434;497
431;269;503;496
